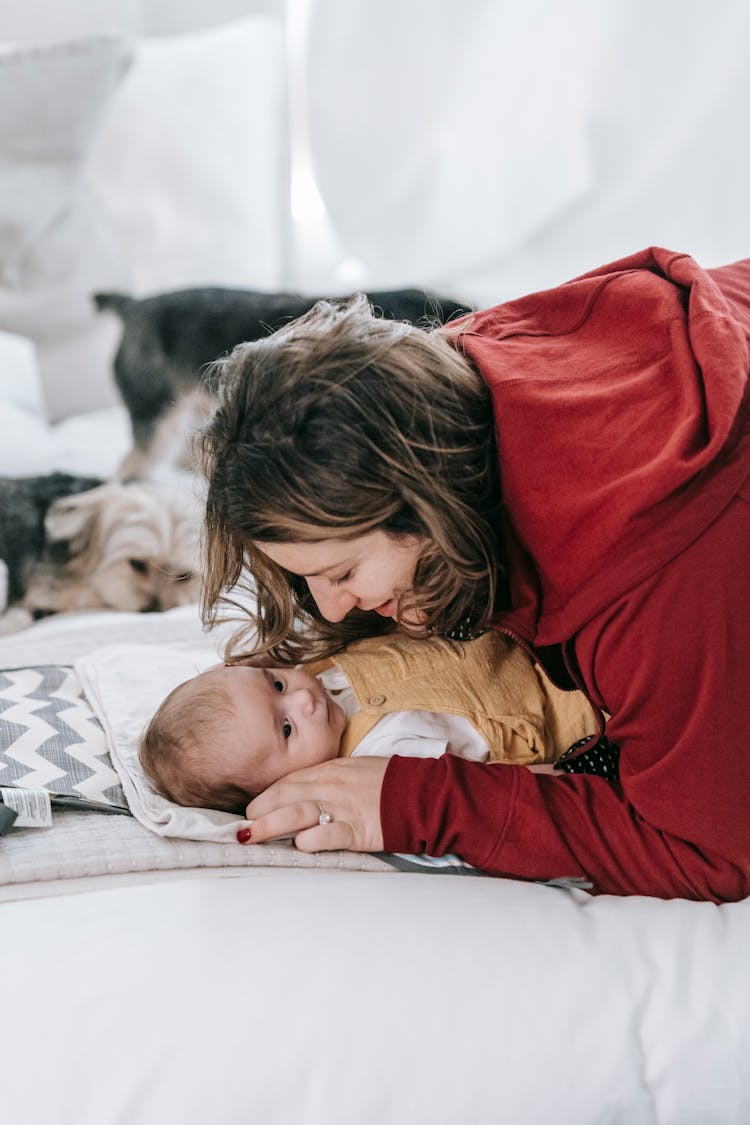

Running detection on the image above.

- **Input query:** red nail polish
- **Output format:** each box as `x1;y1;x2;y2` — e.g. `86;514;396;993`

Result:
236;827;252;844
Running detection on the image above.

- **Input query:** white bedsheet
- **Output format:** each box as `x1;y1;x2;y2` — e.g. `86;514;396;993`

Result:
0;601;214;666
3;870;749;1125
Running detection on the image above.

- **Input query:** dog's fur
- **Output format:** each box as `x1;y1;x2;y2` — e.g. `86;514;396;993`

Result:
95;286;470;478
0;473;203;634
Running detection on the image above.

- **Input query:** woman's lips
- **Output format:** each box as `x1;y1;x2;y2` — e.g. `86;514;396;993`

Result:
373;599;397;617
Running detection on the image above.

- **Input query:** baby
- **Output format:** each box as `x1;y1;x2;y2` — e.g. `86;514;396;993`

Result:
140;631;603;814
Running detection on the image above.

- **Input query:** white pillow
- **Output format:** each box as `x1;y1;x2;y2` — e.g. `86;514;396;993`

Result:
0;329;44;415
0;323;130;478
45;406;132;479
0;328;55;477
85;16;286;295
0;35;134;423
0;399;131;479
0;402;54;476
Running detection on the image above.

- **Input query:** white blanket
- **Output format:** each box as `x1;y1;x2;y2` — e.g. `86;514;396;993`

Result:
75;640;251;844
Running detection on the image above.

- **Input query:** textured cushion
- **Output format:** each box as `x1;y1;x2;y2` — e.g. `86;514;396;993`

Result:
0;664;128;811
0;35;134;422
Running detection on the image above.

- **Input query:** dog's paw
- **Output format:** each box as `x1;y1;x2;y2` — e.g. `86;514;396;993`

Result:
0;607;34;636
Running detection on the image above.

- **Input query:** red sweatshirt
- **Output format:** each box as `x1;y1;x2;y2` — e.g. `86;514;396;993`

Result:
380;247;750;901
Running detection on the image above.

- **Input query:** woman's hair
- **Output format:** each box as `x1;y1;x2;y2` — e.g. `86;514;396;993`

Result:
139;675;251;814
200;293;507;664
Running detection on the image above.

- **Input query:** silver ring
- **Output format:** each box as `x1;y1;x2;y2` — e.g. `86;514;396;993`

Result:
318;802;333;826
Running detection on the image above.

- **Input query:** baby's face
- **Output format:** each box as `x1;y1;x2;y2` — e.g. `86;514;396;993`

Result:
200;664;346;794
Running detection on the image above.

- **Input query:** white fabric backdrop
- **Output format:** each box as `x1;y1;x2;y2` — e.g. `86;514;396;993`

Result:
1;0;750;417
0;0;281;40
300;0;750;303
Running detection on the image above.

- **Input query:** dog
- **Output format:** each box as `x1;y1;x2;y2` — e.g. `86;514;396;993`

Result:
0;473;203;635
94;286;470;479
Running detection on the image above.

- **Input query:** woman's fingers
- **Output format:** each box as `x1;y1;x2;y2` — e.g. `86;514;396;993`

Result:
241;757;388;852
293;817;357;854
243;799;323;844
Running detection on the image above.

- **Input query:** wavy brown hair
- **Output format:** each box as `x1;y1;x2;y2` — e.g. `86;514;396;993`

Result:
200;294;507;664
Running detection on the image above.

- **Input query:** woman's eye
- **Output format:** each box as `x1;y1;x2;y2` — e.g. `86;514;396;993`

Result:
282;720;292;740
272;679;284;693
329;570;351;588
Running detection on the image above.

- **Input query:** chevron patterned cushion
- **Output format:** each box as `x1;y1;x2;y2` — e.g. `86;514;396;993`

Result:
0;665;129;811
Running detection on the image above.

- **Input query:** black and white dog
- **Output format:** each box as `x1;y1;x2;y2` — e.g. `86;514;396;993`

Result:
95;286;470;479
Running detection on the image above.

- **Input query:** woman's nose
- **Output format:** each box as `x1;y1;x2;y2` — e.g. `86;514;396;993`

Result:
308;580;357;623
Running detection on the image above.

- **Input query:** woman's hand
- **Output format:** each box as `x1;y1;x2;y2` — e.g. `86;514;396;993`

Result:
239;757;389;853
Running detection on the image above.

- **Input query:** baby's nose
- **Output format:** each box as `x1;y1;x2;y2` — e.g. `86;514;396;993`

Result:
291;687;316;715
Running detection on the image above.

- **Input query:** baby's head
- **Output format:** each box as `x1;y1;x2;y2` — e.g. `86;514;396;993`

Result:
140;663;346;813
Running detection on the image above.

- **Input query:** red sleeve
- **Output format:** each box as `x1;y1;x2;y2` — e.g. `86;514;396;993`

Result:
380;755;737;898
381;484;750;902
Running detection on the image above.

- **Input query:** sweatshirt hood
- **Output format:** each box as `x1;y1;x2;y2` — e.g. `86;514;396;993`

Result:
448;248;750;644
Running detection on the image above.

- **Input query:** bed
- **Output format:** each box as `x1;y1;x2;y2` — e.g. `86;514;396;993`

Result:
2;605;750;1125
1;541;749;1125
2;9;750;1124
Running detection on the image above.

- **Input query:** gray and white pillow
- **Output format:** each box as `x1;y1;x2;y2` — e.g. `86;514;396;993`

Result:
0;664;129;811
0;35;134;421
0;18;287;424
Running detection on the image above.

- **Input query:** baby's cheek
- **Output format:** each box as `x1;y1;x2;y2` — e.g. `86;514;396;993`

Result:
331;699;348;739
324;732;341;761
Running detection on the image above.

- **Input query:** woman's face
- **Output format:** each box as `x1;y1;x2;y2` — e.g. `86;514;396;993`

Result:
256;530;427;625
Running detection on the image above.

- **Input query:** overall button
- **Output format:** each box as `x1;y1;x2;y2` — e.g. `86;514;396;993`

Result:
368;695;386;706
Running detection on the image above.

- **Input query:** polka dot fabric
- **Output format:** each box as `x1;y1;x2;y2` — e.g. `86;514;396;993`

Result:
555;734;620;779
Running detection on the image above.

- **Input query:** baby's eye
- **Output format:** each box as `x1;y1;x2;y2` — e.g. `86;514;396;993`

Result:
329;570;351;588
282;720;292;740
272;679;284;693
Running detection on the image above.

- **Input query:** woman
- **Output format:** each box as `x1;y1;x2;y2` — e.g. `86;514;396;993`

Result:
200;246;750;901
